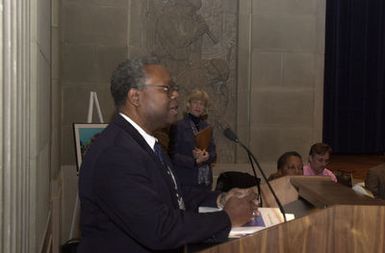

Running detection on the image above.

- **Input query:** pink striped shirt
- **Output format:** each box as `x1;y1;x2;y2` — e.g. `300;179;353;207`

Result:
303;164;337;182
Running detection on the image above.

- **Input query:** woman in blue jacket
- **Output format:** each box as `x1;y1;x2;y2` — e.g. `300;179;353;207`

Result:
169;89;216;193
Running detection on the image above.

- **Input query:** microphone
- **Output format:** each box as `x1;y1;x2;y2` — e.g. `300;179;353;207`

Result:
223;128;239;143
224;128;262;204
245;152;263;207
223;128;287;222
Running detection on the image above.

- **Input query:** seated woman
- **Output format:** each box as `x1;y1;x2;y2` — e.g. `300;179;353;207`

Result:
268;151;303;181
169;89;216;192
303;143;337;182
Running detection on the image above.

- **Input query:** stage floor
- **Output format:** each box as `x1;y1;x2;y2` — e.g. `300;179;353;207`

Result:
328;154;385;180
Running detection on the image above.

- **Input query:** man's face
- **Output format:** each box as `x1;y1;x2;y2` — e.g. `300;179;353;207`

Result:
309;152;330;174
281;156;303;176
139;64;179;131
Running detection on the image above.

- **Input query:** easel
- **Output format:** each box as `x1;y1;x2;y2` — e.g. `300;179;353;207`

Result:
86;91;104;126
68;91;104;240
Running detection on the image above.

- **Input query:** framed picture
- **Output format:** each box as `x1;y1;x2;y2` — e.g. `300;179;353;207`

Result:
73;123;108;171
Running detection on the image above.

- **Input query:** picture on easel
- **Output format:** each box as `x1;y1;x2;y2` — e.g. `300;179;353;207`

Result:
73;123;108;171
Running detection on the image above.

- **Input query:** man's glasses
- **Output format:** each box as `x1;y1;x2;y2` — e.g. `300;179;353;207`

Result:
143;83;179;96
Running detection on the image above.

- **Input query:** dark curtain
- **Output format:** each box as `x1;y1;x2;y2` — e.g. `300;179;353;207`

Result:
323;0;385;153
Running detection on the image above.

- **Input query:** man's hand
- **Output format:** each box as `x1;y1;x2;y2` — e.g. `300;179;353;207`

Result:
227;187;257;199
217;187;259;208
217;187;259;227
223;194;256;227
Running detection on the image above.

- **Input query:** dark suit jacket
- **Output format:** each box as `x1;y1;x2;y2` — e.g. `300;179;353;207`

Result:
78;115;230;253
169;116;216;190
365;165;385;200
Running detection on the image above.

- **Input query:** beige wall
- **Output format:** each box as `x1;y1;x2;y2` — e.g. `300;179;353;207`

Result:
59;0;325;170
236;0;325;177
59;0;129;243
35;0;54;247
60;0;128;165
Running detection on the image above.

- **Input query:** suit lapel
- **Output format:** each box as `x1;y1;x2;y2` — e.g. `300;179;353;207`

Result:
112;115;183;209
113;115;155;155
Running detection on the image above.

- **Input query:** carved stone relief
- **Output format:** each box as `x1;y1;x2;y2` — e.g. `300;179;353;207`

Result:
141;0;237;162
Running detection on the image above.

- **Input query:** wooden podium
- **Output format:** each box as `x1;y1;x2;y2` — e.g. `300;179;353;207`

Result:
195;176;385;253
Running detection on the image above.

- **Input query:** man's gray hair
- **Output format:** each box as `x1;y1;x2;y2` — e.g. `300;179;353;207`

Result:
110;56;160;108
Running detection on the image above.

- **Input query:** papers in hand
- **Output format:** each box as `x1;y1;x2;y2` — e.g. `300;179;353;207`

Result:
352;182;375;198
195;126;212;150
198;206;295;238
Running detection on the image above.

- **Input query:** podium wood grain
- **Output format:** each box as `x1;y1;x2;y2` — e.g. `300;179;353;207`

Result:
197;205;385;253
290;176;385;207
196;176;385;253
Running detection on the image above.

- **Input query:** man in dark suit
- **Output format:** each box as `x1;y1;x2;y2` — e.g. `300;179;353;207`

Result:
78;56;257;253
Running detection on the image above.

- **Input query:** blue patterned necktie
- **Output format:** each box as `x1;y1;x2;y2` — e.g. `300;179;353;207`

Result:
154;141;165;164
153;141;185;210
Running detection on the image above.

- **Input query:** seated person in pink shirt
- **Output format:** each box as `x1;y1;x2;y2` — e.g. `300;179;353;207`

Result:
303;143;337;182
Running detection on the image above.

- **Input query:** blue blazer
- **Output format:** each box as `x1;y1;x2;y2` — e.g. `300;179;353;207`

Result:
78;115;230;253
169;116;217;190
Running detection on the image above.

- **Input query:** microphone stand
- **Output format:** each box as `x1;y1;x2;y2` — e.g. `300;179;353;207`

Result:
238;142;287;222
246;152;263;207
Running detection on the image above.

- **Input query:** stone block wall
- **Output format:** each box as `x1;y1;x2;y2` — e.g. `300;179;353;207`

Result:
60;0;128;165
60;0;325;178
237;0;325;176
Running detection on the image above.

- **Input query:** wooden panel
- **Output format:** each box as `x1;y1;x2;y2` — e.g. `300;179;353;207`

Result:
290;177;385;207
260;176;299;207
197;205;385;253
260;176;329;207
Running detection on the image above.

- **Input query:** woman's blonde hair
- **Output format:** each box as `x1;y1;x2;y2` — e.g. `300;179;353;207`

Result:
186;88;209;114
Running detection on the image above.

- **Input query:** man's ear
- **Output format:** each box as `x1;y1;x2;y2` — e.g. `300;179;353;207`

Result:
127;88;140;106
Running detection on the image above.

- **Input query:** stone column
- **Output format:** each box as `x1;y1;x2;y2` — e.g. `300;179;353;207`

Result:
0;0;40;252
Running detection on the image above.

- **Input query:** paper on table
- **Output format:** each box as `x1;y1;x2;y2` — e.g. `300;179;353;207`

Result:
229;208;295;238
198;206;294;238
352;182;375;198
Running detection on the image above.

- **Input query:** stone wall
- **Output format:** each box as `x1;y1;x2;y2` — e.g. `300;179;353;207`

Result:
60;0;325;171
236;0;325;176
60;0;238;165
60;0;128;165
